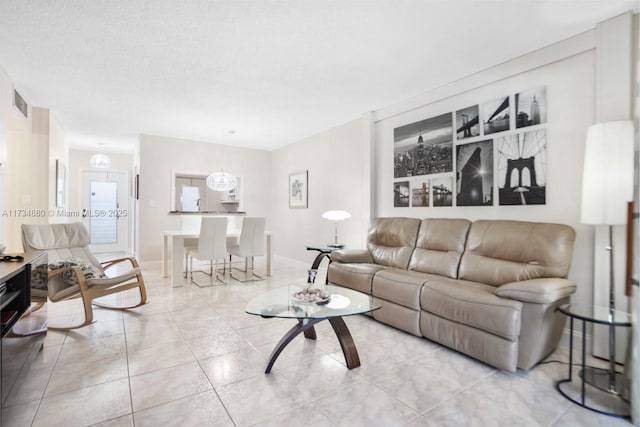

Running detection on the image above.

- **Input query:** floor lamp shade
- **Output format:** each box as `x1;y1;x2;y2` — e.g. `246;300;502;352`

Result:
581;120;634;225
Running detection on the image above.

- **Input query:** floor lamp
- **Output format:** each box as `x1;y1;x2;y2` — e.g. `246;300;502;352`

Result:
581;120;634;395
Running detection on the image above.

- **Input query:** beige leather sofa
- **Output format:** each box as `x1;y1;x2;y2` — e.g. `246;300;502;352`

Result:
328;218;576;372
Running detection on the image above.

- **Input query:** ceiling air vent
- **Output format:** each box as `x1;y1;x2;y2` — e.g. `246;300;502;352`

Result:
14;89;27;118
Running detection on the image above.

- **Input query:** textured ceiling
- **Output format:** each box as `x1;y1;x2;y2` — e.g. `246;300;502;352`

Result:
0;1;637;152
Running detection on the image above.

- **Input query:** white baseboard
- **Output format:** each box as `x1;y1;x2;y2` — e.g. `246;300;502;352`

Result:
138;255;310;274
139;260;163;269
271;255;310;268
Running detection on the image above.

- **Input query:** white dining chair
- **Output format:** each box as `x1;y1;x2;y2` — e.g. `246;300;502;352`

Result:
184;216;228;286
227;217;266;282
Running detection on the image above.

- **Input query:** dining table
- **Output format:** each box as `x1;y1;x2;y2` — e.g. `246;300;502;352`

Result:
162;229;272;287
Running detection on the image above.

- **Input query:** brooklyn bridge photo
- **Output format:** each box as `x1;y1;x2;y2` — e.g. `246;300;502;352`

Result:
456;105;480;140
497;130;547;205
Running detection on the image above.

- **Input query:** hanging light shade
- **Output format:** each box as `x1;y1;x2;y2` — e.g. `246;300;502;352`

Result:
206;170;237;192
90;153;111;169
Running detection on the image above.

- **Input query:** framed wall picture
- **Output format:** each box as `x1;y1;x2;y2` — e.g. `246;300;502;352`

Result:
455;105;480;140
483;95;510;135
456;139;494;206
411;180;429;207
432;176;453;207
497;130;547;205
393;113;453;178
289;170;308;208
516;86;546;128
393;181;410;207
56;159;66;207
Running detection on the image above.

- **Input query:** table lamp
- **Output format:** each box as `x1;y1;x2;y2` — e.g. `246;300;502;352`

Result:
580;119;634;395
322;210;351;248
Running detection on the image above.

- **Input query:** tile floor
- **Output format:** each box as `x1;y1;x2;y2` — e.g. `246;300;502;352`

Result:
0;257;634;427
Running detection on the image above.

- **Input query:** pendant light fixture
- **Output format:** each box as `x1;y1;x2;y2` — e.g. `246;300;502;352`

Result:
206;170;237;192
90;153;111;169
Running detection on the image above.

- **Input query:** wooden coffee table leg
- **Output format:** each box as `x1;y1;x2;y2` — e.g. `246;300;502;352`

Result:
303;326;317;340
328;317;360;369
265;318;322;373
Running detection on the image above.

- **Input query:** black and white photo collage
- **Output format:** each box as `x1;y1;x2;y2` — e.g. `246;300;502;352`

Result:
393;86;547;207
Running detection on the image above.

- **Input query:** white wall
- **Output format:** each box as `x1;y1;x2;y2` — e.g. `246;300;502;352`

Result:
1;68;72;249
373;30;597;309
270;118;371;265
5;107;48;252
138;134;271;262
632;13;640;421
0;67;41;249
0;66;12;245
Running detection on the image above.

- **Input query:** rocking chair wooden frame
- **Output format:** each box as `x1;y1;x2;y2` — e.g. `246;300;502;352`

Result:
21;223;148;330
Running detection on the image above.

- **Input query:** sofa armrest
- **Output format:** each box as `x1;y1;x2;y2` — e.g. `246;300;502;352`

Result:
495;278;576;304
331;249;374;264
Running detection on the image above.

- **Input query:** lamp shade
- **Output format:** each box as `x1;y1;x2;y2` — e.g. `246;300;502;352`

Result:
206;171;237;192
321;210;351;221
581;120;634;225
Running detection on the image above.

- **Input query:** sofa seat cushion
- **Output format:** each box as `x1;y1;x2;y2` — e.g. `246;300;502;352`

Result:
420;277;523;341
328;262;388;294
372;270;434;310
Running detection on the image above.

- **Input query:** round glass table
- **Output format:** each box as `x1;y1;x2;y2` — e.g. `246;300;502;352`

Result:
305;245;342;284
245;284;381;373
556;303;631;418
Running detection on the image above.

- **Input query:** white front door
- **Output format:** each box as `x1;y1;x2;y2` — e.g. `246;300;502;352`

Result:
81;170;129;253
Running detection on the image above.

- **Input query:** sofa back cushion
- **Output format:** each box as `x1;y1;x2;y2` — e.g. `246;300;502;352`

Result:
458;220;576;286
367;217;421;269
408;219;471;278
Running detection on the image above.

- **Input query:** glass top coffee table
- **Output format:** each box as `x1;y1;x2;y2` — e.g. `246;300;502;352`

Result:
245;284;381;373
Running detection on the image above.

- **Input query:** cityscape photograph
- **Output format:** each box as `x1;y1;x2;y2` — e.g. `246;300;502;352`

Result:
516;86;547;128
483;95;510;135
394;113;453;178
432;176;453;207
455;105;480;140
456;139;494;206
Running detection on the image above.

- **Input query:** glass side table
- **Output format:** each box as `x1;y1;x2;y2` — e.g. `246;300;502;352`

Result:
305;246;342;284
556;304;631;418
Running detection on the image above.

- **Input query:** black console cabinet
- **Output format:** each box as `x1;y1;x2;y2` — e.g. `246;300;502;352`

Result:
0;252;47;426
